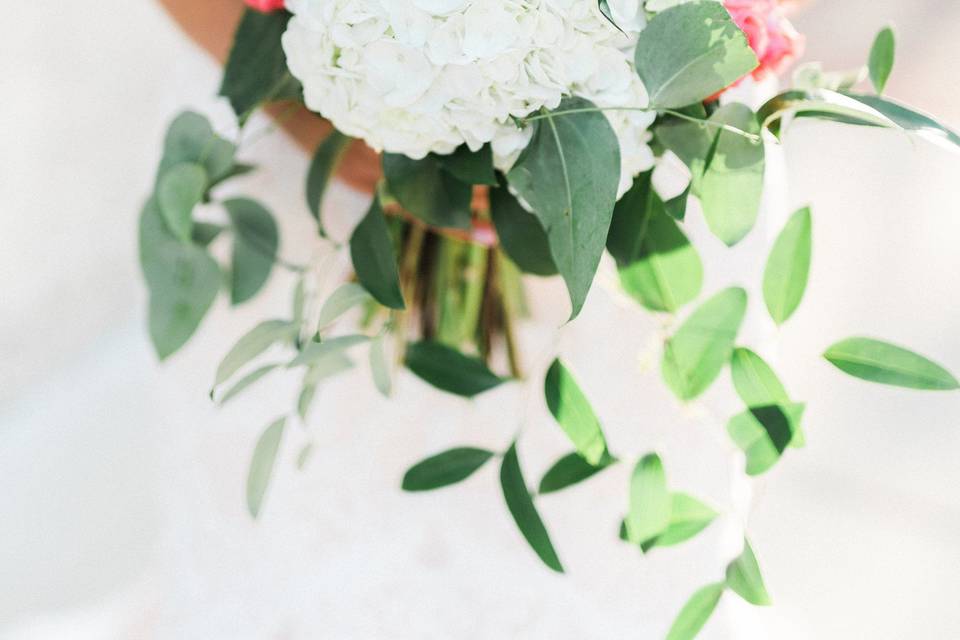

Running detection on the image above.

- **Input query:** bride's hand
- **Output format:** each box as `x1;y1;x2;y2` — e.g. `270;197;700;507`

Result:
156;0;381;194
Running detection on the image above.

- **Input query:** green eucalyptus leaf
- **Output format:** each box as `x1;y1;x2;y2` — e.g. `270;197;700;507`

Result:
823;337;959;390
157;163;207;243
215;319;296;386
625;453;671;545
868;26;896;95
763;207;812;325
843;93;960;150
306;131;351;234
645;492;718;551
220;9;298;119
297;352;355;420
619;492;718;551
349;198;405;310
634;1;758;109
730;348;788;405
662;287;748;401
437;144;497;186
289;334;370;368
224;198;279;305
538;452;614;495
158;111;235;185
699;104;765;246
316;283;373;329
655;117;714;193
191;222;225;247
217;364;280;405
727;403;805;475
665;582;725;640
544;359;611;466
405;341;506;398
296;443;314;471
382;153;472;229
725;539;771;606
664;183;691;221
758;89;895;139
606;171;658;267
500;443;564;573
139;198;221;360
614;177;703;312
402;447;495;491
507;96;620;318
246;416;286;518
369;334;392;397
489;182;557;276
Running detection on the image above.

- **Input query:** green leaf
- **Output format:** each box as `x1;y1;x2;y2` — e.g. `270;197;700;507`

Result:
369;334;392;397
246;416;286;518
625;453;671;545
217;364;280;405
634;1;758;109
158;111;235;185
727;403;805;475
220;9;298;119
157;163;207;243
489;182;557;277
823;337;959;390
289;334;369;368
655;117;714;192
316;283;373;329
215;319;296;386
597;0;626;34
404;341;506;398
725;539;771;606
224;198;279;305
306;131;351;235
763;207;812;325
402;447;495;492
538;452;614;495
139;198;221;360
297;352;354;420
500;443;564;573
844;93;960;150
699;104;765;246
296;443;314;471
191;222;225;247
645;493;718;550
730;349;804;448
662;287;748;401
437;144;497;186
868;26;896;95
382;153;472;229
729;349;803;450
612;175;703;312
758;89;897;139
507;97;620;318
664;183;691;221
665;583;725;640
349;198;406;309
544;359;611;466
606;171;658;267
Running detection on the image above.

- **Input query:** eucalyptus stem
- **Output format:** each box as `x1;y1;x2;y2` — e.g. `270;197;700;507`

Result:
521;105;762;144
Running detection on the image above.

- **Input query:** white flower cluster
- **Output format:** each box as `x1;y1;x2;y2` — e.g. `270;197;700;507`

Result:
282;0;656;195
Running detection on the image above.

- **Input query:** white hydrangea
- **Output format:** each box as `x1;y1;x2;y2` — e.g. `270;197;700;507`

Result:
282;0;655;195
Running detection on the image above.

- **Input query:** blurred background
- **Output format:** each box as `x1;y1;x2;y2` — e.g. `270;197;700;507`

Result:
2;1;959;638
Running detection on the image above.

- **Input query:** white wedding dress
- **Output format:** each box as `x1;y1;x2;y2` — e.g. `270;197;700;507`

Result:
4;2;960;639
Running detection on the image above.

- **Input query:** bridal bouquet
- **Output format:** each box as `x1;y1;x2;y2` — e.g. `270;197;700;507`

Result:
141;0;959;636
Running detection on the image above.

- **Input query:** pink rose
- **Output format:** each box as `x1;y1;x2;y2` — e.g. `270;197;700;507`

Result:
724;0;804;81
245;0;285;13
